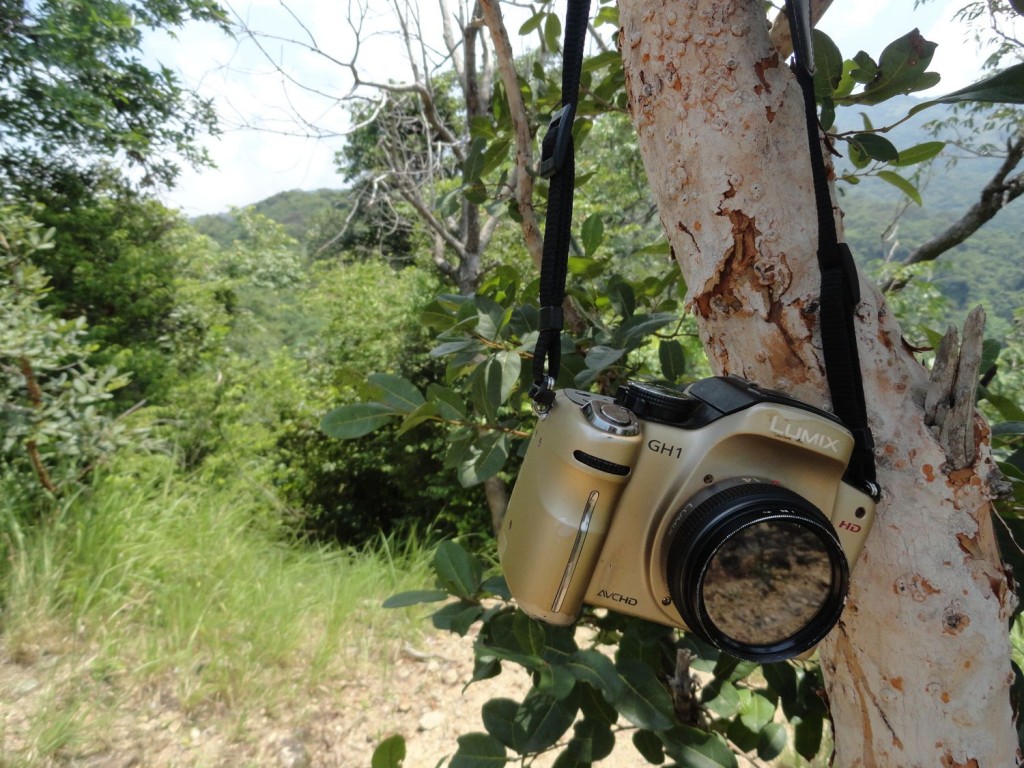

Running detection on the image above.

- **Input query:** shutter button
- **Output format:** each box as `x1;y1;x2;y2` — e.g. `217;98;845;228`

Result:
582;400;640;436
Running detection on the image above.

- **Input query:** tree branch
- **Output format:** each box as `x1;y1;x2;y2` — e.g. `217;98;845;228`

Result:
883;132;1023;292
479;0;543;268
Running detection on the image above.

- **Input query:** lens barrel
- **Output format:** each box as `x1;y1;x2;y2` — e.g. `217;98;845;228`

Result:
665;481;849;663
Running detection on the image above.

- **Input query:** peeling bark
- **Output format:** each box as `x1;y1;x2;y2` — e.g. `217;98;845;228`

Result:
617;1;1018;765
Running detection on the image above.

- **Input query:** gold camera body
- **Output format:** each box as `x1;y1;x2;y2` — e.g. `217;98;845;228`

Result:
498;377;875;662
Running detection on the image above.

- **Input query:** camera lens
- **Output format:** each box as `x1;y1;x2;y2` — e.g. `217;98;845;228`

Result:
665;481;849;663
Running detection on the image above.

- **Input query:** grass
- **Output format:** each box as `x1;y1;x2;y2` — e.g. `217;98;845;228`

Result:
0;453;440;763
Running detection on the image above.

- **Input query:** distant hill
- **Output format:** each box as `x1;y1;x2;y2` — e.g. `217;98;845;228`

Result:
830;96;1021;330
191;188;350;247
194;101;1021;332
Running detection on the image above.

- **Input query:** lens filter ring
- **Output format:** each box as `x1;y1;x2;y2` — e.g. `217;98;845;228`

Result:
665;480;849;663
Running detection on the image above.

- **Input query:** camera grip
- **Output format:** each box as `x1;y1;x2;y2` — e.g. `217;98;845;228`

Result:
499;393;642;624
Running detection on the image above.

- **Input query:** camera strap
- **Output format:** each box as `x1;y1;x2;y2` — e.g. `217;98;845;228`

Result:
529;0;591;410
783;0;879;497
529;0;878;497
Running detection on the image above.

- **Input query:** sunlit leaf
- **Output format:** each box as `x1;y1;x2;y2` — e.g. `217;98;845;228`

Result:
368;372;425;412
434;540;483;600
894;140;945;166
878;170;923;205
581;214;604;257
381;589;448;608
371;734;406;768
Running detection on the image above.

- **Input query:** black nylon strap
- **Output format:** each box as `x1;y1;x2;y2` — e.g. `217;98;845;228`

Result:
530;0;591;408
784;0;878;495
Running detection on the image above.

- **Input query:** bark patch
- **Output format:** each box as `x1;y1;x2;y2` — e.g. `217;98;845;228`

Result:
941;753;980;768
894;573;940;602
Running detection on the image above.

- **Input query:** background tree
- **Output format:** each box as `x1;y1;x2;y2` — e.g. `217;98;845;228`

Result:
0;0;226;196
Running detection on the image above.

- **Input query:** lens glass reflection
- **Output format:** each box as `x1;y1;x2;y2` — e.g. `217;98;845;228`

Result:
702;520;833;646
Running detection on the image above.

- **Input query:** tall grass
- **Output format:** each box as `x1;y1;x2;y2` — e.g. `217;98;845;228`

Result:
1;453;439;719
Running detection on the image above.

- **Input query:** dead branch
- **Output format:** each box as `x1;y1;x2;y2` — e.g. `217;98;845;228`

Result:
925;306;987;469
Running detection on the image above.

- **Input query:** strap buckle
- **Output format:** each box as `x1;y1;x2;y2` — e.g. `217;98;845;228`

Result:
529;376;557;413
538;103;576;179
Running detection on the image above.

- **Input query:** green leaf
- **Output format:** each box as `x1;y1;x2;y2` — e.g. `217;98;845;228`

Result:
793;712;824;760
569;719;615;762
739;691;775;732
514;687;580;753
658;339;686;382
851;30;939;105
396;401;439;436
382;589;449;608
877;170;923;205
320;402;395;439
543;13;562;53
894;140;945;166
811;30;844;99
368;372;425;412
994;422;1024;438
537;664;578;700
464;136;488;183
584;345;625;372
427;383;468;421
851;133;899;162
434;540;483;600
482;698;520;749
433;601;484;635
849;50;878;84
519;11;544;35
371;734;406;768
581;214;605;257
701;679;740;719
757;722;788;762
762;662;798;717
632;729;665;764
594;6;619;27
607;278;636;319
475;294;507;340
661;725;738;768
911;63;1024;115
614;659;676;731
513;612;547;657
984;392;1024;422
456;431;509;487
450;732;507;768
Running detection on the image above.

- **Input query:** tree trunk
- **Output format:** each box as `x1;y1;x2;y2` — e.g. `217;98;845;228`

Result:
616;1;1018;765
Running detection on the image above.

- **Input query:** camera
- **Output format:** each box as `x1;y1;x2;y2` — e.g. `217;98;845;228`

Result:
498;376;875;662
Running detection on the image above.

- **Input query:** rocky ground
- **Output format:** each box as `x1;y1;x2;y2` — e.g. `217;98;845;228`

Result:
2;627;655;767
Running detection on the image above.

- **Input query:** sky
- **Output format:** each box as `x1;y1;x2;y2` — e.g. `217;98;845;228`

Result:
150;0;996;217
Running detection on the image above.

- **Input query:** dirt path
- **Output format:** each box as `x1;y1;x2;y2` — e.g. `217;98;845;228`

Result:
2;629;654;767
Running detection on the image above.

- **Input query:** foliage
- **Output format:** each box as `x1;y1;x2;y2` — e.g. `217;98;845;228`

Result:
376;541;832;767
0;0;227;195
321;251;705;489
0;451;439;727
0;209;132;520
274;259;492;545
16;179;225;406
216;207;304;290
